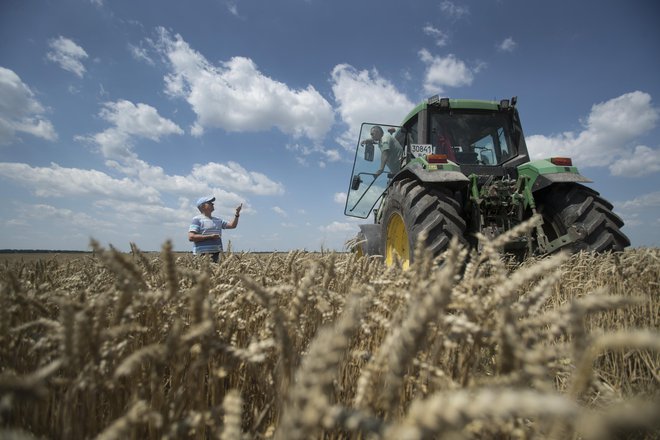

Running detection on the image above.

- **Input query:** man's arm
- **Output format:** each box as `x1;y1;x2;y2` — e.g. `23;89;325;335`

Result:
225;203;242;229
376;149;390;176
188;231;220;242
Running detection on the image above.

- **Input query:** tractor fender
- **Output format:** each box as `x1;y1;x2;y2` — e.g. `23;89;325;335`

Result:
518;159;592;192
397;162;470;186
357;224;382;256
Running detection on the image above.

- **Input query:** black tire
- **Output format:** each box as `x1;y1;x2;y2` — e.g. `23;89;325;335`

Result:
379;178;467;265
535;184;630;253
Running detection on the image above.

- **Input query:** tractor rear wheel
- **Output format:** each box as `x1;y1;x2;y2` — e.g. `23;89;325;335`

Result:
379;178;467;267
536;184;630;253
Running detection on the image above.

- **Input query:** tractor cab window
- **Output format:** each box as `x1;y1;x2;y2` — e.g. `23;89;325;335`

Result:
345;123;404;219
429;111;516;165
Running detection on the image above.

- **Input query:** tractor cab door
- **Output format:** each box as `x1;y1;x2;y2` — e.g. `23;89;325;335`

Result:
344;123;404;219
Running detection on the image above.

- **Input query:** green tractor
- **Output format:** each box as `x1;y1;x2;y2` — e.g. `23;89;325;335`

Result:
344;96;630;267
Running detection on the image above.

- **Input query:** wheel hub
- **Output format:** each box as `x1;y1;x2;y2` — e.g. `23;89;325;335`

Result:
386;213;410;269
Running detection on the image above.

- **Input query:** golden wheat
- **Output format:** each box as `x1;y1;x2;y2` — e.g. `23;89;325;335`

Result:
0;232;658;439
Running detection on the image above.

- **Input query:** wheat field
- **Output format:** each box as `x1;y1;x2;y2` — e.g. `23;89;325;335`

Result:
0;234;659;439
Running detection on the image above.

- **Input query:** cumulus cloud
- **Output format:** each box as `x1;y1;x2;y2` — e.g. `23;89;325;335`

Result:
323;149;342;162
334;192;347;204
191;161;284;196
418;49;474;94
154;28;334;140
27;203;112;228
331;64;414;148
46;36;89;78
0;67;57;145
93;198;196;229
423;25;449;47
498;37;517;52
0;157;260;220
106;157;204;194
0;162;161;202
616;190;660;233
440;1;469;19
285;142;344;166
609;145;660;176
226;1;239;17
100;100;183;141
77;99;183;159
128;43;154;65
526;91;659;171
319;221;358;234
272;206;287;217
618;190;660;211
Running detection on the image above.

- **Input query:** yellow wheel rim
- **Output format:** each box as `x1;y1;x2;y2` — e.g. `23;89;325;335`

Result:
386;213;410;269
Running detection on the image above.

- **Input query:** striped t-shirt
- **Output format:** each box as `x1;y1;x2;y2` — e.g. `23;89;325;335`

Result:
189;215;228;254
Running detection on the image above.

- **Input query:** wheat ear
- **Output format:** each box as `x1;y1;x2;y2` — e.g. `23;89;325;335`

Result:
275;294;363;440
220;389;243;440
384;389;577;440
570;330;660;398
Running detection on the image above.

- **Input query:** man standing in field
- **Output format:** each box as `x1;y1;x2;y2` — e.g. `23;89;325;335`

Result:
188;196;242;263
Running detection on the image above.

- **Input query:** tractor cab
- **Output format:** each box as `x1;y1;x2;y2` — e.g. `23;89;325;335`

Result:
345;99;527;220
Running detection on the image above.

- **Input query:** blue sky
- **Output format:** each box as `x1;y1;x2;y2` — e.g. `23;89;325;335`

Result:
1;0;659;252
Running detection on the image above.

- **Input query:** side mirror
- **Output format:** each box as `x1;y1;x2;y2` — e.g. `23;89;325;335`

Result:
364;143;374;162
351;175;362;190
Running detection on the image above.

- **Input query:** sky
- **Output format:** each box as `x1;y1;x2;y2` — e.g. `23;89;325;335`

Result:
1;0;659;252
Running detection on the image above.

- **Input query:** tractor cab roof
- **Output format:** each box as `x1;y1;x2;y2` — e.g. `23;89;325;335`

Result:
402;98;510;126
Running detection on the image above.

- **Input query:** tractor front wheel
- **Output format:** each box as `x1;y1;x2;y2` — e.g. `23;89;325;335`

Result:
379;178;467;267
535;184;630;253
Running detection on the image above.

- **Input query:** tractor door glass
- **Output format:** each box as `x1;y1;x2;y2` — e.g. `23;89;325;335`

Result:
429;111;516;165
345;123;403;219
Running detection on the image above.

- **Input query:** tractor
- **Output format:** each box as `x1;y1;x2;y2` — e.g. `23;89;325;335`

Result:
344;96;630;267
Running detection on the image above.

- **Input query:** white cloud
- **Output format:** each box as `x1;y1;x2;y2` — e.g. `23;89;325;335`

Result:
285;142;344;165
191;161;284;195
319;221;358;234
423;25;449;47
77;99;183;159
618;191;660;211
418;49;474;94
0;162;161;202
46;36;89;78
609;145;660;176
78;128;133;159
226;1;239;16
128;43;154;65
71;99;282;208
107;157;203;193
29;204;112;228
272;206;287;217
331;64;415;148
100;100;183;141
498;37;517;52
333;192;347;204
440;1;469;19
0;67;57;145
0;158;254;219
155;28;334;140
526;91;659;170
94;199;191;228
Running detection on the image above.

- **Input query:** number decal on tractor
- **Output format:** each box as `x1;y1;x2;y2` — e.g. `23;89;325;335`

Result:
410;144;434;158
